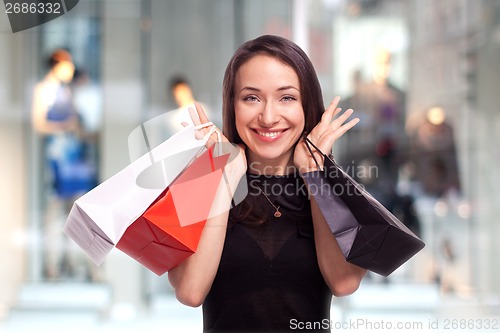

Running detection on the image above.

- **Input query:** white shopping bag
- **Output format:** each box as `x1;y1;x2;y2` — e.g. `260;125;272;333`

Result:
64;115;215;266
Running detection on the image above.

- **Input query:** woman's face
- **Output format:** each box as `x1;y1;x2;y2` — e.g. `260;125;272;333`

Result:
234;54;305;172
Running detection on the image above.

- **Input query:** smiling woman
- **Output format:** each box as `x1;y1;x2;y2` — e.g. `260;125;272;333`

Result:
234;54;305;172
167;35;365;333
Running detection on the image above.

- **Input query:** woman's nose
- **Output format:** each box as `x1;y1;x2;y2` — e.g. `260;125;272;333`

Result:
259;101;279;126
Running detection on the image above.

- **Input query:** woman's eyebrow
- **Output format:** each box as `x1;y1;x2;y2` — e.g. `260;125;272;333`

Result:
239;86;260;93
239;85;299;93
277;85;299;92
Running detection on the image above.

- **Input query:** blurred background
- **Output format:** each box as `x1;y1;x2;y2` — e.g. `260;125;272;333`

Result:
1;0;500;332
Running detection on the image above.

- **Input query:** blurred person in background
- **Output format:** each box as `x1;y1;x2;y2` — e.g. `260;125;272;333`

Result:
409;106;461;292
340;52;420;283
32;49;98;281
340;49;407;207
169;75;221;129
71;68;102;137
169;75;196;109
168;35;366;332
410;106;460;198
32;49;78;135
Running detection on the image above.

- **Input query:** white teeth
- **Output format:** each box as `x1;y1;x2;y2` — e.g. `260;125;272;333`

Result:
257;131;281;138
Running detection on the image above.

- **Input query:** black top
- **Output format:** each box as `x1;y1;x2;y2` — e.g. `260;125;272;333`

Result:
202;173;332;332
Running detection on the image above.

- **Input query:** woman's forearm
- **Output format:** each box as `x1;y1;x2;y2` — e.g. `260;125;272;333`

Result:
310;195;367;297
168;168;243;307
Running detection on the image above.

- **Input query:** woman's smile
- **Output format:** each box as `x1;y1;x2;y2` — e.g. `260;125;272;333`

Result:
251;127;289;142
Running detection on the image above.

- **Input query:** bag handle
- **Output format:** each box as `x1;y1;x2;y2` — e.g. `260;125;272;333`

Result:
194;121;216;141
192;121;219;160
303;136;333;171
194;122;223;153
196;122;237;208
139;122;216;166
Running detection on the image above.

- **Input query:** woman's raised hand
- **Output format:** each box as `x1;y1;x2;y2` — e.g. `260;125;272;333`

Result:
187;102;221;145
188;102;248;184
294;96;359;173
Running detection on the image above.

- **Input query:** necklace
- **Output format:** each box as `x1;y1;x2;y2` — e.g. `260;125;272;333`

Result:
258;186;282;218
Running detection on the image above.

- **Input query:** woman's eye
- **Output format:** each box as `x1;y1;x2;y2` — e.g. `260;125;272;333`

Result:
281;96;297;102
243;95;259;102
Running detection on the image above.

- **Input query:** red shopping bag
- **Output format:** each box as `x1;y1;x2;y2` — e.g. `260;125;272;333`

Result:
116;144;230;275
64;123;210;266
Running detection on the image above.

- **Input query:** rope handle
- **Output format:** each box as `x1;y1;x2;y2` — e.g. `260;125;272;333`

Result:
303;136;324;169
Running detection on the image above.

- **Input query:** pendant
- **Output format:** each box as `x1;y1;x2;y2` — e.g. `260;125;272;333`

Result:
274;210;282;218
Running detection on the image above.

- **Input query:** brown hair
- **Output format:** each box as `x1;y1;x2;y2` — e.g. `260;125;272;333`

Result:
222;35;325;226
47;49;72;69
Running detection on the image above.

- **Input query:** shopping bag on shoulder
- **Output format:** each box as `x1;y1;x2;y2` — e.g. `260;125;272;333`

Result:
301;137;425;276
115;142;232;275
63;120;214;266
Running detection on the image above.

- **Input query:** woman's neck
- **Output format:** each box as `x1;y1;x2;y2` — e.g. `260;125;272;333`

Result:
246;151;296;176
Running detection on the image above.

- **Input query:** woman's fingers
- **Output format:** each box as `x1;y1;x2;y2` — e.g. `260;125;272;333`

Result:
194;102;210;124
301;98;359;170
189;102;215;141
321;96;341;124
323;116;359;146
335;116;359;138
330;108;355;130
310;109;359;152
188;105;201;126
